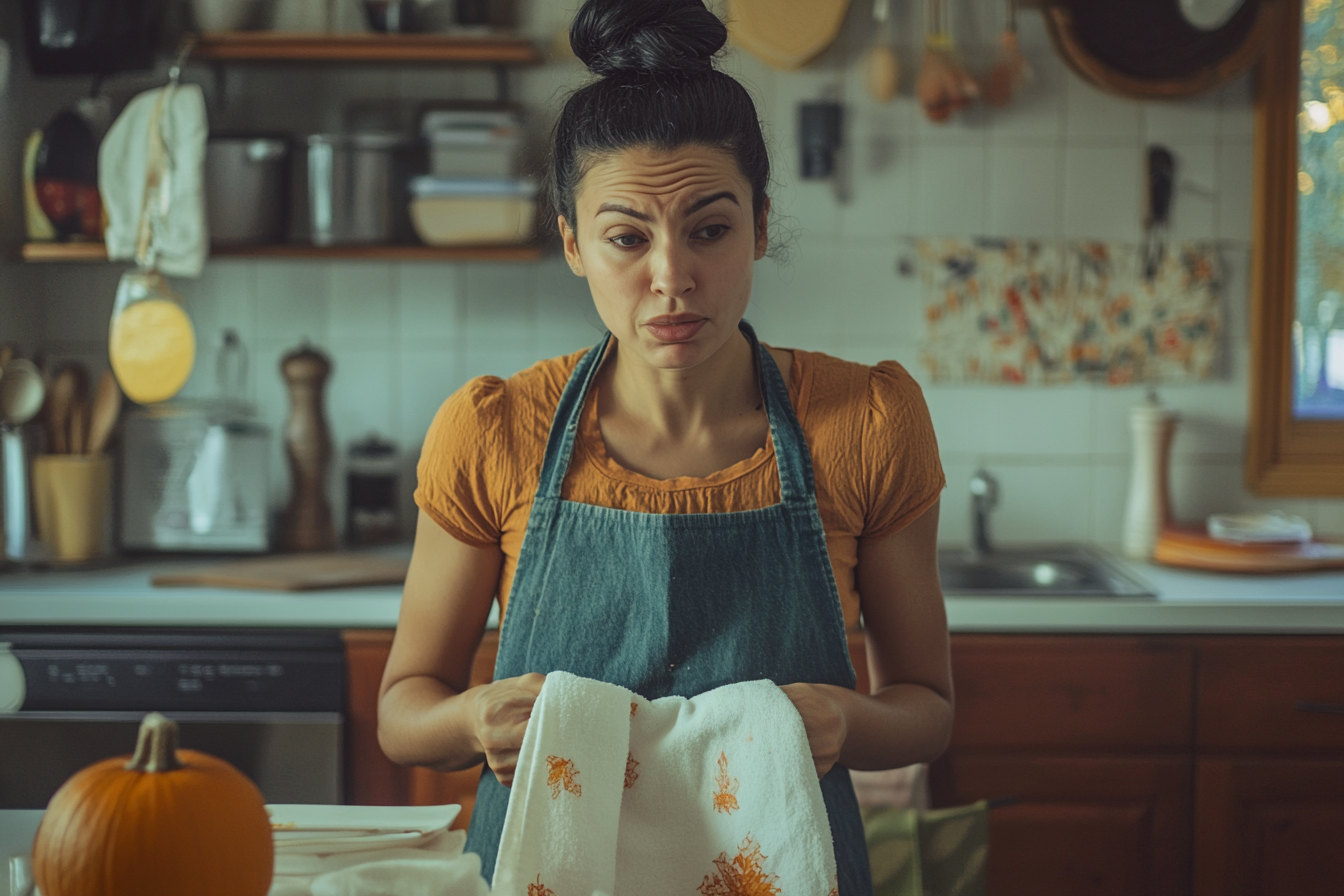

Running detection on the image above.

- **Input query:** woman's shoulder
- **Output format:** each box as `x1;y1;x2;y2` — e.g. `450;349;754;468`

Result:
436;348;590;434
787;347;930;424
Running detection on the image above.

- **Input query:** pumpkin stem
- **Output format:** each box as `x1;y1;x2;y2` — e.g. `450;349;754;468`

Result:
126;712;184;773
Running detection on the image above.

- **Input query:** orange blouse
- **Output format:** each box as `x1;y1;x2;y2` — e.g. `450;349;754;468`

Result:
414;345;944;629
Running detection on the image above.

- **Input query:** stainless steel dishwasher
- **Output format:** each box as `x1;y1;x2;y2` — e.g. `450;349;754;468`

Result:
0;627;345;809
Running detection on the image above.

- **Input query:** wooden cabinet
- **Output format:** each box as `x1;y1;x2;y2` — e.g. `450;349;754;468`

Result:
1193;638;1344;896
342;628;498;829
930;636;1196;896
931;634;1344;896
1194;758;1344;896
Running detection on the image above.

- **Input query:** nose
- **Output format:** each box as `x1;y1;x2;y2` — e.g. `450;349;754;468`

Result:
648;238;695;300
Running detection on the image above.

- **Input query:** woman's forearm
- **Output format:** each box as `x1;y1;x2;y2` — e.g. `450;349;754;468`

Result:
377;675;484;772
832;682;954;771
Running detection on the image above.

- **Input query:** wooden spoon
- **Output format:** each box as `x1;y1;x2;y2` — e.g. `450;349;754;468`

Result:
68;395;89;456
45;366;78;454
86;370;122;456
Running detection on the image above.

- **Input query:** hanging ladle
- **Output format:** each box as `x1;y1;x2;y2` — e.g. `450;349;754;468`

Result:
1;359;47;562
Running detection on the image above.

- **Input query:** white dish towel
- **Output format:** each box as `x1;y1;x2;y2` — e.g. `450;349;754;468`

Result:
492;672;838;896
99;83;208;277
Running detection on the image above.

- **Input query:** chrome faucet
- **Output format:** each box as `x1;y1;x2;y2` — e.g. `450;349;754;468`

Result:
969;469;999;560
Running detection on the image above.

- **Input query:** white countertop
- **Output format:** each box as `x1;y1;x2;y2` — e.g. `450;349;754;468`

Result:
1;548;1342;634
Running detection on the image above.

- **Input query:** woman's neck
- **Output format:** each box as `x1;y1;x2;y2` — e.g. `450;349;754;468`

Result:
595;329;769;480
603;329;759;438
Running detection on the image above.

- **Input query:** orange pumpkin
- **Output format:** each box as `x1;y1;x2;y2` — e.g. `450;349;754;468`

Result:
32;712;274;896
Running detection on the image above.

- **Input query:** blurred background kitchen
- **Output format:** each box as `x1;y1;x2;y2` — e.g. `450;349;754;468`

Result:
3;0;1338;554
6;3;1344;893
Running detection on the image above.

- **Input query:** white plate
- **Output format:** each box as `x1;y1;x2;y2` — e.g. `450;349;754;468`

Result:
265;804;460;835
273;830;440;853
1207;512;1313;544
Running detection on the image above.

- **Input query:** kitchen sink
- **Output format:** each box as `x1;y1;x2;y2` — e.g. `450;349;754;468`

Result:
938;546;1154;597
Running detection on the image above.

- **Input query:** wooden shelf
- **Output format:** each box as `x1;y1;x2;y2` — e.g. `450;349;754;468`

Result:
21;242;544;263
191;32;543;64
20;242;109;262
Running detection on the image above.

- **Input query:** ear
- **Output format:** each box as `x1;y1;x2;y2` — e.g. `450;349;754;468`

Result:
560;216;586;277
753;198;771;261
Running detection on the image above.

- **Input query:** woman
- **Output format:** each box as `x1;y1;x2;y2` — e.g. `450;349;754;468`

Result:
377;0;952;891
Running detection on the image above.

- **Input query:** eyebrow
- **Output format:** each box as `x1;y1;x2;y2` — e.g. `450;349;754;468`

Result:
595;191;740;221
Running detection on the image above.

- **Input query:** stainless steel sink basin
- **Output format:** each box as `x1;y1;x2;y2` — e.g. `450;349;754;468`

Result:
938;546;1154;597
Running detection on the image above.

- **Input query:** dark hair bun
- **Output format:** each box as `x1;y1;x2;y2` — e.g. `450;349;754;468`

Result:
570;0;727;77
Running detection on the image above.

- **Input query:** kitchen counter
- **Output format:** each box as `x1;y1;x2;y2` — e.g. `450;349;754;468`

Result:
0;549;1342;633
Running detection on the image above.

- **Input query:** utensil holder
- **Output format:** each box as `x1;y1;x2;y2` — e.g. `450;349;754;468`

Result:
32;455;112;562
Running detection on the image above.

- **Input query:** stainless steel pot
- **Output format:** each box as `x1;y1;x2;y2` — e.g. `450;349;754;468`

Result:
307;132;410;246
205;135;290;245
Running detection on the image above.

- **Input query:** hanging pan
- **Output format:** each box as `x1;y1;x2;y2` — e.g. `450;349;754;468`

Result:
1042;0;1278;99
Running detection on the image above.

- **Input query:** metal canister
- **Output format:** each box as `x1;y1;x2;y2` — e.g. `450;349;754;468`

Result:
306;132;410;246
205;134;289;244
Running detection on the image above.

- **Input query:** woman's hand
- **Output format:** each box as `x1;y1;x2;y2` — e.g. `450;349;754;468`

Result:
472;673;546;787
780;682;849;778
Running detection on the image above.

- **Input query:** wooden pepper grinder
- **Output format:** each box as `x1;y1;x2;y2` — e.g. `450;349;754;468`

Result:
280;343;336;552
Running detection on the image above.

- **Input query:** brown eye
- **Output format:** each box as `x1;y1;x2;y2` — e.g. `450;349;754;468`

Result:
695;224;730;240
609;234;646;248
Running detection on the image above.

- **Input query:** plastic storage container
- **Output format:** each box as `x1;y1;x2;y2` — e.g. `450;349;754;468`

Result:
408;177;537;246
421;109;521;178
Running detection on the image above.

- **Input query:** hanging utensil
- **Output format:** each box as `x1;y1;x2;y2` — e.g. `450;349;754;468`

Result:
982;0;1032;107
86;370;122;457
108;36;199;407
45;364;79;454
1143;145;1175;281
1;358;47;562
862;0;900;102
916;0;979;122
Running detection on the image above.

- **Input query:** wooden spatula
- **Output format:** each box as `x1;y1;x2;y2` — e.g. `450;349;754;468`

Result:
86;370;122;456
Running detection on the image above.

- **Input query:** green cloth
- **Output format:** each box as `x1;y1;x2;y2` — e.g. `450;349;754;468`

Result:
863;802;989;896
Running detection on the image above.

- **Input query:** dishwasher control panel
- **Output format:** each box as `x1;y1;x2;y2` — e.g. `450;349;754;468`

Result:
0;628;344;712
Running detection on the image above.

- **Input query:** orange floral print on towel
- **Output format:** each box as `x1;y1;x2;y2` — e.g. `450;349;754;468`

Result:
712;751;739;814
545;755;582;799
697;834;781;896
624;752;640;790
527;874;554;896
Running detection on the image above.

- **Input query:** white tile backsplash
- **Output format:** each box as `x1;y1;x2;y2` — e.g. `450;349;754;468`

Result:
16;5;1339;542
986;141;1062;239
1062;144;1144;241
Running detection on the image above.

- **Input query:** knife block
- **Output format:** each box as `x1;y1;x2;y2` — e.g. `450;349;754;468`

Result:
280;344;336;552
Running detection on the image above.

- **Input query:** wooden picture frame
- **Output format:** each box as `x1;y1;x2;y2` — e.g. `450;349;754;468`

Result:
1247;0;1344;494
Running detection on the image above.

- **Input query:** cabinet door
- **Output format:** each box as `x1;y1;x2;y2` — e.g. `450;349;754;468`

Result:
947;635;1195;751
931;754;1192;896
344;629;411;805
1195;758;1344;896
1198;638;1344;754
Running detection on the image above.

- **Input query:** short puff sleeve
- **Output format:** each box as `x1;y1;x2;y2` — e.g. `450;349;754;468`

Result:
860;361;945;540
414;376;509;548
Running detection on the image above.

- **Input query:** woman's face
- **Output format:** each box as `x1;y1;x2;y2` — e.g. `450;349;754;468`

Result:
560;144;769;372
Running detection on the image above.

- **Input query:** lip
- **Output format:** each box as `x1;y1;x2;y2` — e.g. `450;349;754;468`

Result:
644;315;707;343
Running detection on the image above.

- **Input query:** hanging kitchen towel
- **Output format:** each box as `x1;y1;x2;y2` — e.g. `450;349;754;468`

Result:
492;672;838;896
99;83;209;277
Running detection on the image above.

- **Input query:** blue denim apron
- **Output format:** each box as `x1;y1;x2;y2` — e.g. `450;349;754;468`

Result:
466;321;873;894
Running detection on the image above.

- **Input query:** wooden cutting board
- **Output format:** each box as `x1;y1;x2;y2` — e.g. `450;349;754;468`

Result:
725;0;850;70
1153;526;1344;574
152;553;409;592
